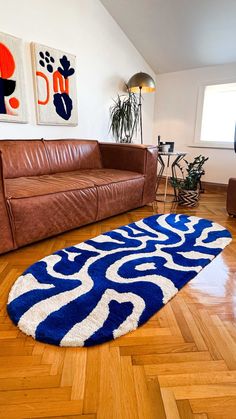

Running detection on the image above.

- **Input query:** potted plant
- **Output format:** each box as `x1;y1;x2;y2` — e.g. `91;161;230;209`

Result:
110;88;139;143
171;155;209;207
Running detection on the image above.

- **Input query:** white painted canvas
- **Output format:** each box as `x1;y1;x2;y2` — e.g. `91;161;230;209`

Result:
31;42;78;125
0;32;27;123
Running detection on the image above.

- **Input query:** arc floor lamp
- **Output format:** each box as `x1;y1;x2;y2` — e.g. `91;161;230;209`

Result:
127;72;156;144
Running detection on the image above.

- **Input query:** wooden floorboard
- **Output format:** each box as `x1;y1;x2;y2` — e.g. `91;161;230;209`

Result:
0;187;235;418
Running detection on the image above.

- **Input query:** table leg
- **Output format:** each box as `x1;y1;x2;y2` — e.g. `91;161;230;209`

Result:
156;155;165;192
171;155;185;200
156;153;187;203
164;155;170;202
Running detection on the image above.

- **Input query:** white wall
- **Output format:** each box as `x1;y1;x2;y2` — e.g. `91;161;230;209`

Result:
155;62;236;184
0;0;155;143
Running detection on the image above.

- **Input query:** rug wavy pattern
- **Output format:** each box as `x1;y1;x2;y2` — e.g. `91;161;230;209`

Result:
7;214;231;347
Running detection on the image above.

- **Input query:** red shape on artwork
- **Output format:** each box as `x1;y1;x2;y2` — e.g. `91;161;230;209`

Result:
53;70;69;94
9;97;19;109
5;102;17;116
36;71;50;105
0;43;15;79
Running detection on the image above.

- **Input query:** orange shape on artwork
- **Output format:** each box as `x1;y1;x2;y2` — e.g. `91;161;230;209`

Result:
0;43;15;79
5;102;17;116
9;97;20;109
53;70;69;94
36;71;50;105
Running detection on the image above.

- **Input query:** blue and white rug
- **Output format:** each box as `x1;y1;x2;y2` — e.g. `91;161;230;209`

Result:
7;214;231;347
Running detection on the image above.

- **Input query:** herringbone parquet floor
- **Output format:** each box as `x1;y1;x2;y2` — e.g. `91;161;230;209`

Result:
0;188;236;419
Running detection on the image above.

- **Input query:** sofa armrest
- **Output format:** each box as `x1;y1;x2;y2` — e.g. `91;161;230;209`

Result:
0;152;14;253
99;142;156;173
99;142;158;204
227;177;236;216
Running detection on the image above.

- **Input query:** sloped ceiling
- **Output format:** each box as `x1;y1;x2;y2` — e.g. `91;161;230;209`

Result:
100;0;236;73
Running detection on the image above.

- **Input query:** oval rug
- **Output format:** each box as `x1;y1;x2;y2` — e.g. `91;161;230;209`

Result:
7;214;231;347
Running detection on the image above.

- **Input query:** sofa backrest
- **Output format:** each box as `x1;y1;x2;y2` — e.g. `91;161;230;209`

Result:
0;140;50;178
0;139;102;178
44;139;102;173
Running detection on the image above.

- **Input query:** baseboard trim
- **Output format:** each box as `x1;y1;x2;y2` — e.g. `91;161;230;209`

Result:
158;177;227;193
201;181;227;192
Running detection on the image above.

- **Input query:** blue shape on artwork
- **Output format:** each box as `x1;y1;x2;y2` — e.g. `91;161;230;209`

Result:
0;78;16;114
57;55;75;79
47;64;53;73
38;51;54;73
53;92;73;120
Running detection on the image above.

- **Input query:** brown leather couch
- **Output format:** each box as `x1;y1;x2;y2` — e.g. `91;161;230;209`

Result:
227;178;236;216
0;139;157;254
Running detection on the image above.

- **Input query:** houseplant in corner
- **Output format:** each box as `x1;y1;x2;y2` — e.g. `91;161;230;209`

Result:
110;88;139;143
171;155;209;207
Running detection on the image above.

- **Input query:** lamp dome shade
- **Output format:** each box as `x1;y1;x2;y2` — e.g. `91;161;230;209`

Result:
127;72;156;93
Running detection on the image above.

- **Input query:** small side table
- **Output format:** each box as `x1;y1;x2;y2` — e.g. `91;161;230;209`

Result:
156;151;187;202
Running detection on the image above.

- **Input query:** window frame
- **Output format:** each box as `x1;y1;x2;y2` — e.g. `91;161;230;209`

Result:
193;79;236;150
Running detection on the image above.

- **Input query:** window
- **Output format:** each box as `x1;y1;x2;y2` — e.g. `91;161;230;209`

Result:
194;82;236;148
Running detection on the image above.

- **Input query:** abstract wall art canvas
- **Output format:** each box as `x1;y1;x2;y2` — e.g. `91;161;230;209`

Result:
0;32;27;123
31;43;78;125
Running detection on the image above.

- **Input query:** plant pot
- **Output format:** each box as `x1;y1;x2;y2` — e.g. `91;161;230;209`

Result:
178;189;199;207
120;137;132;143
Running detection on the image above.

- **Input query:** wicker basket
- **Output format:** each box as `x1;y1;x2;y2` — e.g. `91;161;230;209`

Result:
178;189;199;207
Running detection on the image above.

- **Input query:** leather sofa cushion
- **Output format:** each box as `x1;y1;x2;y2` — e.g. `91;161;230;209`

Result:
96;177;145;220
5;172;95;199
10;188;97;247
44;140;102;173
0;140;50;178
5;169;143;199
75;168;144;185
0;139;102;179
